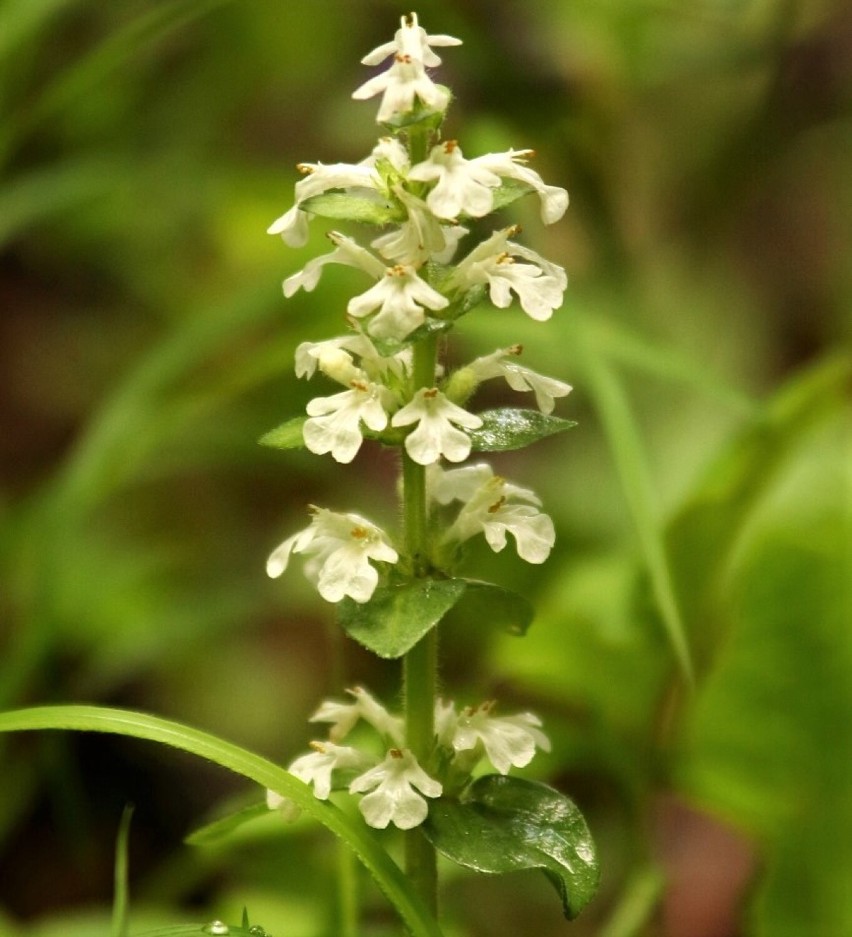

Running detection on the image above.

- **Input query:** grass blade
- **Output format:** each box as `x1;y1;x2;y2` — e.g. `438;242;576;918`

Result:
0;705;444;937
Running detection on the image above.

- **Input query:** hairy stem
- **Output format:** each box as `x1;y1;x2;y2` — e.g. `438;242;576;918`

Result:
401;327;440;915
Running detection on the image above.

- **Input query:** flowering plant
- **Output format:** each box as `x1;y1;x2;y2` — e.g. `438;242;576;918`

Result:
0;12;598;936
258;10;599;929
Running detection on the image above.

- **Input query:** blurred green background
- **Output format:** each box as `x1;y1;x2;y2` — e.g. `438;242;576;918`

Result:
0;1;850;935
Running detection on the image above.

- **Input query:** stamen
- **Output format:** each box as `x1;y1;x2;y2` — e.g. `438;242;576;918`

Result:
487;496;506;514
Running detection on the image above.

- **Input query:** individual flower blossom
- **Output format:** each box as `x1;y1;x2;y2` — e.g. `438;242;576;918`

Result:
474;148;569;225
288;740;373;799
353;13;460;124
408;140;502;219
449;227;566;321
267;507;398;604
294;332;409;388
408;143;569;224
303;378;394;463
371;186;451;266
268;138;409;248
467;345;572;415
283;231;387;297
310;686;404;745
348;264;449;341
431;462;556;563
350;748;442;830
268;162;379;247
391;388;482;465
439;700;551;775
359;12;462;69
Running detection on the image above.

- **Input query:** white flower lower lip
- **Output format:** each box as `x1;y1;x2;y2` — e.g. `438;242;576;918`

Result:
267;508;398;604
391;388;483;465
349;748;442;830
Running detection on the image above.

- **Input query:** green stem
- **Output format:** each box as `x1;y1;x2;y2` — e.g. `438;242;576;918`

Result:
401;330;440;916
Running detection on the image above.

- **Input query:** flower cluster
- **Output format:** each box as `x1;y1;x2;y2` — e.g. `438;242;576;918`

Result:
267;687;550;830
264;12;572;834
265;15;570;601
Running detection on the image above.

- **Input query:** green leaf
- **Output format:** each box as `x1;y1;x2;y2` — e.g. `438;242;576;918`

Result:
0;706;444;937
184;802;269;846
337;578;467;659
446;580;534;636
468;408;576;452
424;775;599;920
258;417;306;450
299;191;404;225
379;93;449;132
489;180;537;213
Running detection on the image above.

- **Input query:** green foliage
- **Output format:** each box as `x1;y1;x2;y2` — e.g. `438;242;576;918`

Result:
299;192;405;226
258;417;306;450
468;408;576;451
425;776;599;919
337;579;468;659
1;0;850;933
0;706;444;937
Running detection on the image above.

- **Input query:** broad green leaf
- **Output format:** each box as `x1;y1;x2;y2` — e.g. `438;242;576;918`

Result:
468;408;576;452
446;580;534;636
424;775;599;919
258;417;306;450
337;578;467;659
299;192;404;225
0;706;444;937
184;802;269;846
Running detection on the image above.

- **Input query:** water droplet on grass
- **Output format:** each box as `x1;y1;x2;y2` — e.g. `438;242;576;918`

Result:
203;922;230;935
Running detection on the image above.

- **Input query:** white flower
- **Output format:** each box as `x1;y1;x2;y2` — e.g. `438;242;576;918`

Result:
468;345;572;415
303;379;393;463
348;264;449;341
284;231;386;297
353;54;450;125
360;12;462;69
288;741;373;799
310;686;404;745
267;507;398;604
408;144;569;225
268;163;380;247
440;701;551;775
350;748;442;830
353;13;460;124
391;388;483;465
371;186;452;266
431;462;556;563
408;140;502;219
294;332;407;387
268;137;407;248
450;228;566;321
474;148;569;224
